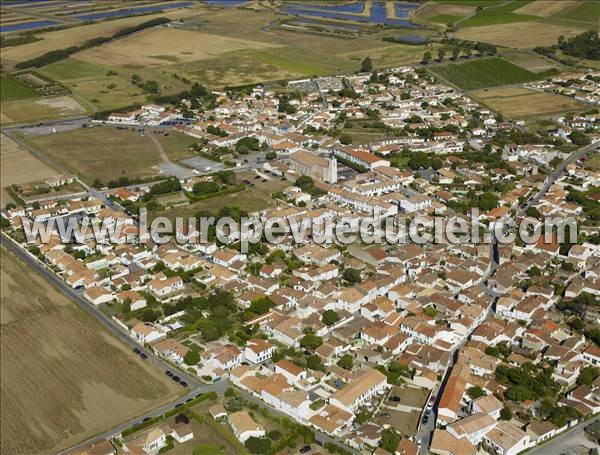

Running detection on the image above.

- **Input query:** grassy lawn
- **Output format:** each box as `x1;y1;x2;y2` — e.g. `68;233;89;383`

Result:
0;75;38;102
28;127;196;184
459;0;538;27
157;171;289;220
429;57;540;90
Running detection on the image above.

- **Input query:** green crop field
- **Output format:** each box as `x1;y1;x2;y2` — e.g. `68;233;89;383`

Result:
0;75;38;102
460;0;537;27
552;1;600;26
429;57;540;90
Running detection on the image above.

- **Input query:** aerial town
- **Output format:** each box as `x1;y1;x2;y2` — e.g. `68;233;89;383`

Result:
0;1;599;455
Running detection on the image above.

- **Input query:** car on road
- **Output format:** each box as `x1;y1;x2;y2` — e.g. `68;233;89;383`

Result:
299;445;311;453
165;370;173;377
175;402;184;408
172;376;181;382
140;353;148;360
133;347;141;355
422;414;429;424
180;381;188;388
143;417;152;422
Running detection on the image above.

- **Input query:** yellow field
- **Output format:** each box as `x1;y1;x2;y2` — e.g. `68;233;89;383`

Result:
416;2;475;19
0;134;59;205
472;87;586;118
515;0;580;17
455;21;586;48
76;27;281;68
339;42;441;69
503;52;560;72
1;96;86;125
0;246;182;455
0;7;207;68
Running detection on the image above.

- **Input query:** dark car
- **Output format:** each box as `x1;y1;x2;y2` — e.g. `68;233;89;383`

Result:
180;381;188;388
175;402;184;408
254;175;261;179
422;414;429;424
133;347;141;355
299;445;311;454
143;417;152;422
140;353;148;360
172;376;181;382
165;370;173;377
389;396;400;402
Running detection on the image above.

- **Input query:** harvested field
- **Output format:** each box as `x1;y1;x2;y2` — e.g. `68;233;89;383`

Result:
76;28;280;68
503;51;560;72
417;2;475;20
28;126;196;185
0;246;182;455
0;8;207;68
455;21;587;48
514;0;580;17
1;95;85;125
471;87;586;118
0;133;59;205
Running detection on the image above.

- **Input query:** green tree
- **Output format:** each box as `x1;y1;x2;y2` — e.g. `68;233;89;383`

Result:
184;350;200;366
245;437;271;454
340;133;353;145
342;268;361;284
322;309;340;326
577;366;600;387
361;56;373;72
452;46;461;60
422;51;432;64
467;385;486;400
337;354;353;371
380;428;401;453
437;47;446;62
500;406;512;420
306;354;325;371
300;333;323;350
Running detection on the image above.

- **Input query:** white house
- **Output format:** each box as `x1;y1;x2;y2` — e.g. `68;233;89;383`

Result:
244;338;275;364
329;368;388;413
229;411;265;443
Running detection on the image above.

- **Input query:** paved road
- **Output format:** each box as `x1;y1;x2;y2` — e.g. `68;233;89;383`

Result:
527;415;599;455
519;141;599;216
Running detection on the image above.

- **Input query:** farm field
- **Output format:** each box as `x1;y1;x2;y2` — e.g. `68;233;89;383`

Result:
0;74;38;102
459;0;537;28
415;2;475;24
550;0;599;27
454;20;587;48
471;86;586;118
27;126;197;185
76;28;281;68
0;133;59;205
0;8;207;69
429;57;540;90
0;95;86;125
514;0;579;17
0;246;182;455
503;51;560;73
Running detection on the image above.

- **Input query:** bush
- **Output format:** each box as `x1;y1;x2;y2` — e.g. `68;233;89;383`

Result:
245;437;271;454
